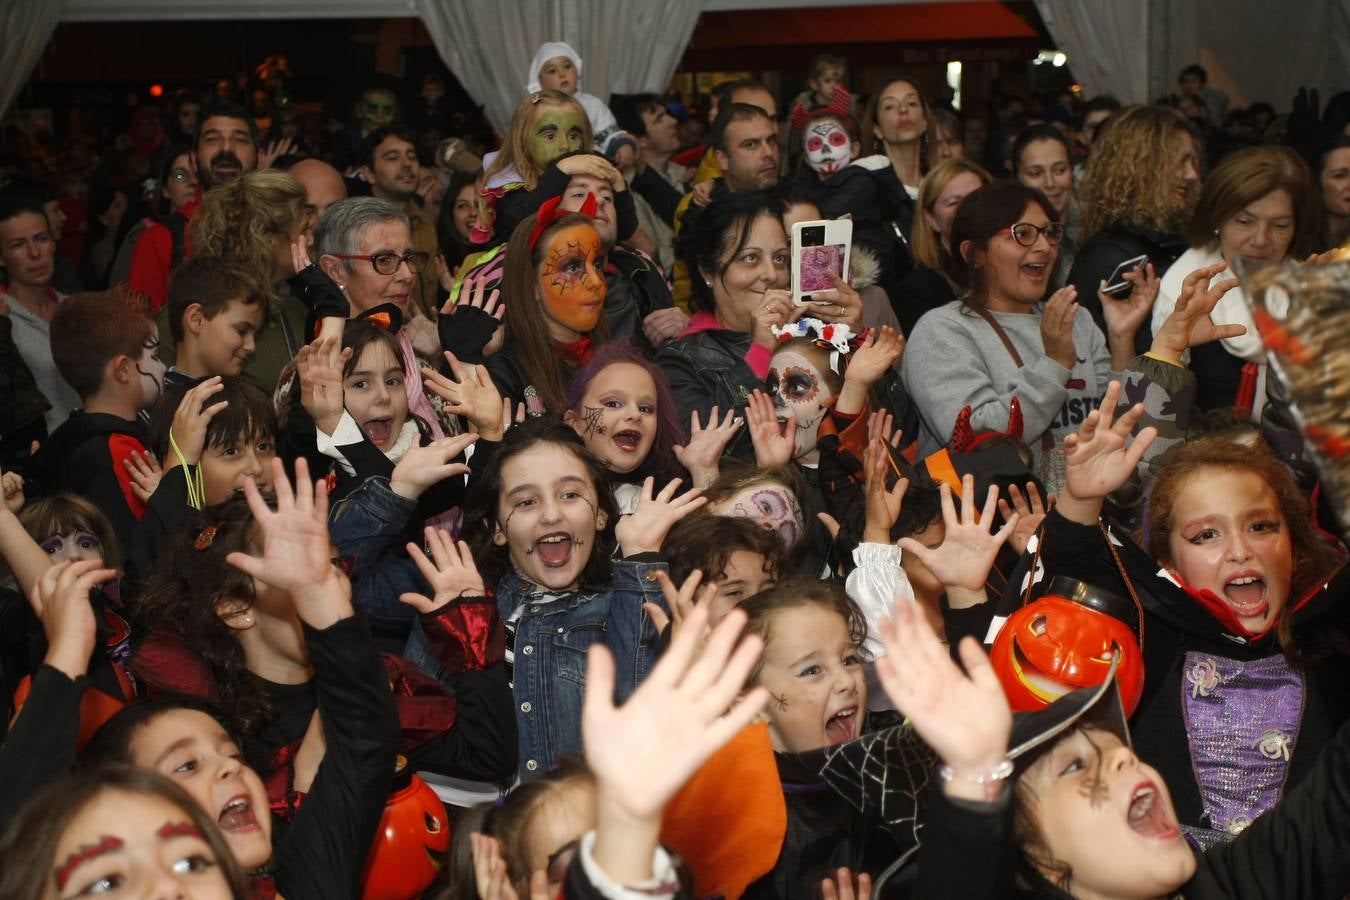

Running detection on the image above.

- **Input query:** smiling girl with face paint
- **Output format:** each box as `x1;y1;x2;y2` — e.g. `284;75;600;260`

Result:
460;419;707;778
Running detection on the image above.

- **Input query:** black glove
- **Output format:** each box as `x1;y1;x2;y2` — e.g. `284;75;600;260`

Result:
437;302;501;365
292;264;350;338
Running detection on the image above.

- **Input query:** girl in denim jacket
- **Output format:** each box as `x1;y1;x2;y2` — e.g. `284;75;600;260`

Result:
457;420;706;779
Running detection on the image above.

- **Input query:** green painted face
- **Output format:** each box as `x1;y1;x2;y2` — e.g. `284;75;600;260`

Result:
529;108;587;167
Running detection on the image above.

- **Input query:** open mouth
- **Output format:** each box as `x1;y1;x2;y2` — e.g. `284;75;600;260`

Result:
363;417;394;447
1126;782;1179;839
218;795;260;833
1020;261;1048;282
534;532;576;568
612;429;642;453
1222;573;1268;620
825;706;858;744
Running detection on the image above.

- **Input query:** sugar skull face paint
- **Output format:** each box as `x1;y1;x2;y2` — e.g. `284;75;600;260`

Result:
710;483;804;551
804;120;853;175
537;222;607;340
766;347;835;464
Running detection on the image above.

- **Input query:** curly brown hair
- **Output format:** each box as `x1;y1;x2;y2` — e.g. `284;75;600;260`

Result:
191;169;306;304
1077;105;1202;244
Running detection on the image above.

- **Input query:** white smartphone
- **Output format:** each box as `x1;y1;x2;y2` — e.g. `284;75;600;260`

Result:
1101;253;1150;297
792;219;853;305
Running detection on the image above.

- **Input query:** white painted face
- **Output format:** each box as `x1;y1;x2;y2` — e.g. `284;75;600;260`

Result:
766;346;835;464
804;120;852;175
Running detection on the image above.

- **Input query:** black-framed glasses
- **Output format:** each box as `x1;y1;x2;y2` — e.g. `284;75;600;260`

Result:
997;222;1066;246
333;251;430;275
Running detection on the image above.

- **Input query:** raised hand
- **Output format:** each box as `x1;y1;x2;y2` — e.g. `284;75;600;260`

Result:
997;482;1052;556
165;376;228;469
898;476;1017;605
389;432;477;500
226;457;352;627
290;232;313;278
847;326;905;387
745;389;796;467
436;271;504;365
400;526;486;612
863;438;908;544
1;471;24;513
1099;261;1159;343
295;335;352;436
820;868;873;900
122;450;163;503
672;406;743;488
615;477;707;557
866;409;905;450
1039;285;1080;370
643;568;719;643
470;834;549;900
1149;262;1245;364
875;599;1012;801
30;559;114;680
405;309;442;360
1057;381;1156;524
258;136;295;171
422;351;505;439
585;603;767;883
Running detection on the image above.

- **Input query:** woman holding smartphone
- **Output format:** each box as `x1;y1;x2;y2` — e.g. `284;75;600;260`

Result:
658;190;882;460
1149;145;1318;415
1066;106;1202;347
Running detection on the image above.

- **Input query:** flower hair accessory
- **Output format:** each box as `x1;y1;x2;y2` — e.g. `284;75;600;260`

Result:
771;317;855;373
528;193;598;251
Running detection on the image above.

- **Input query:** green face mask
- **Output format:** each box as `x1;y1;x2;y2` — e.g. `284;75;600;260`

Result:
528;109;587;167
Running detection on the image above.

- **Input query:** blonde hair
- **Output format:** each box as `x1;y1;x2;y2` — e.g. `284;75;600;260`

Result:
1078;105;1201;243
911;158;992;269
483;91;591;193
191;170;306;303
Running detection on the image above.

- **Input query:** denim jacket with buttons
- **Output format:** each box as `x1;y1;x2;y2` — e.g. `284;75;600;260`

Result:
496;556;667;780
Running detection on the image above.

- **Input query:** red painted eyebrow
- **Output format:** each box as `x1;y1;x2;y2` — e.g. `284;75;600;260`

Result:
55;835;124;891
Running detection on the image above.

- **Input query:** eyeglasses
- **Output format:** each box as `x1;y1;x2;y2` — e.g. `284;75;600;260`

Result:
333;251;430;275
997;222;1066;246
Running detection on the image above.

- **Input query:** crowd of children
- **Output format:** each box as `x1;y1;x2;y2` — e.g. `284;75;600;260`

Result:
2;33;1350;900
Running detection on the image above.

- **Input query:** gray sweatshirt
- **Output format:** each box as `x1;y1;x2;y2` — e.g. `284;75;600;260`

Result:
902;299;1119;464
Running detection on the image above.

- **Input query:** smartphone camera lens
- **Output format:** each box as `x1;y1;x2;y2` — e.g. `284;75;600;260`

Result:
803;226;825;245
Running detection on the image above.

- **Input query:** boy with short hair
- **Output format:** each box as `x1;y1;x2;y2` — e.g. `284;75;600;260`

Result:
164;255;264;388
26;286;166;542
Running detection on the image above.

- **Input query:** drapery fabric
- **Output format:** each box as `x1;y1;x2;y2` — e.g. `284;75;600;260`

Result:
416;0;705;135
1032;0;1152;104
1;0;62;119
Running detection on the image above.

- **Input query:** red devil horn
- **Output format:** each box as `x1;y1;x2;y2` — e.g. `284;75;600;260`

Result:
1007;397;1024;441
952;405;976;453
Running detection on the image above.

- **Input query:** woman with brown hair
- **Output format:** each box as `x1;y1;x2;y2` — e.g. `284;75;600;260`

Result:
1066;105;1202;342
1150;144;1319;414
894;157;992;335
860;77;932;277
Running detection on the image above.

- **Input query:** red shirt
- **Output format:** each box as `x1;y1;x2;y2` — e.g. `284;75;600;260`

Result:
127;197;201;312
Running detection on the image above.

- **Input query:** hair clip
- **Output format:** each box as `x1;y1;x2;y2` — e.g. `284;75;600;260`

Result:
528;193;598;251
194;524;219;551
530;92;543;105
771;317;856;373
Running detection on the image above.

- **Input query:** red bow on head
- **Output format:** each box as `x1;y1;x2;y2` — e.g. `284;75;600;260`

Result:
790;84;857;134
529;192;598;251
951;397;1024;453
